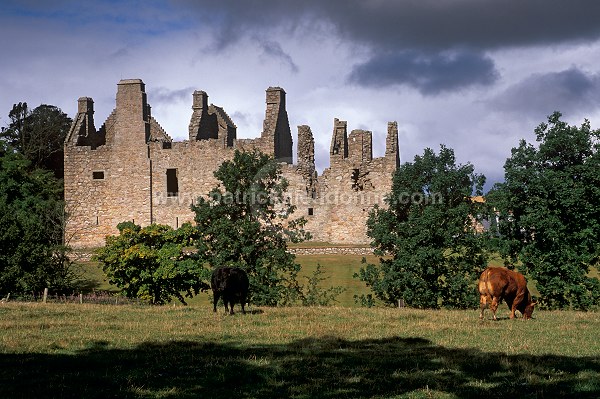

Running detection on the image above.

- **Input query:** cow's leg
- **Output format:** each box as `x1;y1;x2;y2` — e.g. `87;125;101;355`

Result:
503;298;513;319
479;295;488;319
223;298;229;314
511;290;525;319
213;292;220;313
490;297;500;320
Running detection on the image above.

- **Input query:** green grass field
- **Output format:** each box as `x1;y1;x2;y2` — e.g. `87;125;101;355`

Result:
71;254;380;307
1;302;599;398
296;254;381;307
3;254;598;398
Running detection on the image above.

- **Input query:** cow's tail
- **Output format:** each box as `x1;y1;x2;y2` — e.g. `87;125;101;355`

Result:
478;268;492;319
478;268;491;296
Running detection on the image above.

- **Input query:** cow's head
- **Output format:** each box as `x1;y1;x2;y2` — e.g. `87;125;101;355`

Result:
522;301;536;320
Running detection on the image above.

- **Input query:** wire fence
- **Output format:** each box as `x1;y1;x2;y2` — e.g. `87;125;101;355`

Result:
0;290;143;305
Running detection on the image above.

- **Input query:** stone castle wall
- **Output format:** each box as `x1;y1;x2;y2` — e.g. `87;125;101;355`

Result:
64;79;399;249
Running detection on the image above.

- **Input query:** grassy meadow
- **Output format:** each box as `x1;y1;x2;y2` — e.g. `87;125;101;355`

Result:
1;303;599;398
71;253;514;308
2;254;599;398
71;253;384;307
296;254;381;307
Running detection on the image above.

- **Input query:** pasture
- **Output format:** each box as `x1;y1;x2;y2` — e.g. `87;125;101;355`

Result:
70;252;515;307
2;254;599;398
69;253;385;307
1;302;599;398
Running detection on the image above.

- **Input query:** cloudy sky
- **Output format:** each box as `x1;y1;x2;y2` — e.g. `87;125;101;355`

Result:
2;0;600;190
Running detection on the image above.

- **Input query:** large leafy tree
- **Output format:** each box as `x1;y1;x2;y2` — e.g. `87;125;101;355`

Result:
357;145;488;309
191;150;311;306
488;112;600;310
94;222;208;305
1;102;72;178
0;142;71;296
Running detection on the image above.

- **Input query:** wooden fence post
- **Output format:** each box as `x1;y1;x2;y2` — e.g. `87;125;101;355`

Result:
43;288;48;303
79;293;83;304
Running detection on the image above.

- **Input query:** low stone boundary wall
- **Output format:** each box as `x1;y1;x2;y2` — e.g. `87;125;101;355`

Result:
288;247;374;256
70;250;96;262
72;246;376;261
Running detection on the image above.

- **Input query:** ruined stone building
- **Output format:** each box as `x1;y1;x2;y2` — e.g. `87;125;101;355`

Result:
64;79;400;249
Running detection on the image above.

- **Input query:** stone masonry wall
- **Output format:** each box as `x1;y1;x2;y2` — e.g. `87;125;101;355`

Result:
65;80;155;248
149;139;236;228
64;79;399;249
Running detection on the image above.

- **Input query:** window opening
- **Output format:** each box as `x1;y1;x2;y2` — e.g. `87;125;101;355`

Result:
166;168;179;197
92;171;105;180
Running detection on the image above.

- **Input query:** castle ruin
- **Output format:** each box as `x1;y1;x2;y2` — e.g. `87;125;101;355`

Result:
64;79;399;248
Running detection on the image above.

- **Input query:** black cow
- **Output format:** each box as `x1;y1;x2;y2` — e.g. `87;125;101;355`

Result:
211;267;249;315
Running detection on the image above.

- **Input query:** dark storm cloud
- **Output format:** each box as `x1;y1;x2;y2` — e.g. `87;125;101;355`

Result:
175;0;600;94
348;50;498;94
323;0;600;51
492;67;600;117
177;0;600;50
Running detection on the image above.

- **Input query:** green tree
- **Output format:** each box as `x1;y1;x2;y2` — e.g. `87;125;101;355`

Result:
94;222;208;305
488;112;600;310
1;103;72;178
191;150;312;306
0;142;72;296
356;145;488;309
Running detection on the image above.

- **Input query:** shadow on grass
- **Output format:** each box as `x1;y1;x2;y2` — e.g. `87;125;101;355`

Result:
1;336;599;398
70;261;121;294
72;275;106;292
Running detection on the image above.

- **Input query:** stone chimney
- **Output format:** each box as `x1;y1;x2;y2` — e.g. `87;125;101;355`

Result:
189;90;218;141
262;87;292;163
78;97;94;115
329;118;348;166
192;90;209;110
115;79;150;145
297;125;315;174
66;97;97;147
348;129;373;167
386;121;400;167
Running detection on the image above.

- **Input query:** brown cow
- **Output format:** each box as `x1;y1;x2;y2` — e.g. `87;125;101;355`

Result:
478;267;536;320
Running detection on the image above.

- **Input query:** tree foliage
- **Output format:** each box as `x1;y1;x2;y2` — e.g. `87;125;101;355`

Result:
0;142;71;296
94;222;208;305
1;102;71;178
488;112;600;310
191;150;312;306
357;145;488;309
